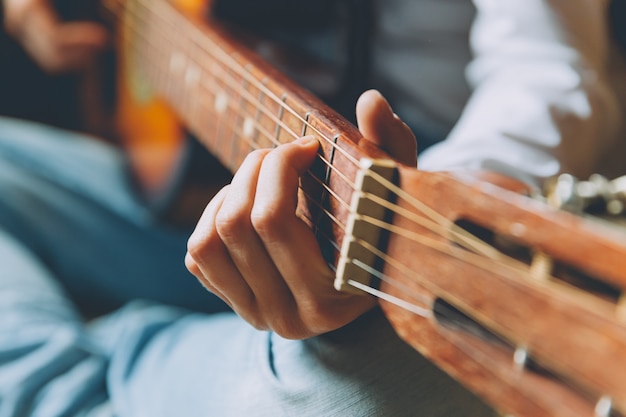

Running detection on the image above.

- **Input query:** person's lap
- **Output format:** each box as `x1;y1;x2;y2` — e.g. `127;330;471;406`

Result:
0;117;225;315
0;117;492;416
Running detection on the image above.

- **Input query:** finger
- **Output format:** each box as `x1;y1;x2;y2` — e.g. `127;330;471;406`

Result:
356;89;417;166
185;186;231;282
214;149;298;326
186;186;256;317
20;4;109;73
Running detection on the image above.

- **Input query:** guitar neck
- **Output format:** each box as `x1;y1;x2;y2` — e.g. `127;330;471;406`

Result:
119;0;371;173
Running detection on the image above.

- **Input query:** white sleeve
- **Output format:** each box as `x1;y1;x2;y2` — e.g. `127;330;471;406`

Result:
417;0;621;187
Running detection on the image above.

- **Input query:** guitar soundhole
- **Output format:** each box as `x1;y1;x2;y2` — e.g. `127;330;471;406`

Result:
453;219;622;304
433;298;509;350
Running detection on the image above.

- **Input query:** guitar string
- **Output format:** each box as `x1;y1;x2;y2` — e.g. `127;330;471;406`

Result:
119;0;539;313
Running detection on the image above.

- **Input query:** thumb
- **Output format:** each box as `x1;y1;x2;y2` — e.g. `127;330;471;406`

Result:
356;89;417;166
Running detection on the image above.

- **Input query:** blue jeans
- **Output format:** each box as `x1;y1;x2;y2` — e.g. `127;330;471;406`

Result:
0;117;491;416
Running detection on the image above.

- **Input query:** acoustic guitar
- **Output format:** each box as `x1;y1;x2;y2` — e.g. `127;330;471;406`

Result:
100;0;626;416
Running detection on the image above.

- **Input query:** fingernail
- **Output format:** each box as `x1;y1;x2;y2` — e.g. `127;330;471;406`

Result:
296;135;318;146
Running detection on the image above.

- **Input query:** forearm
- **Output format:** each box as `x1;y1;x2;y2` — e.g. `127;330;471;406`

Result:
418;0;621;187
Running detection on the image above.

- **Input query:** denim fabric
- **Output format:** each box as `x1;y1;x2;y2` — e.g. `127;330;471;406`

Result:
0;117;492;416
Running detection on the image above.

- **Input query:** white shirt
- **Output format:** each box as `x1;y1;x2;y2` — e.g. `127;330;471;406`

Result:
371;0;623;187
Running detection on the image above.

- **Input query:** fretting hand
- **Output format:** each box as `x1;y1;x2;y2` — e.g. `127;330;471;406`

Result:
185;90;416;339
3;0;109;73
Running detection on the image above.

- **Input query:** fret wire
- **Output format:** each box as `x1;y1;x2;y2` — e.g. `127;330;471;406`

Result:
209;60;228;152
213;56;238;166
182;44;202;120
228;52;249;165
250;73;266;151
129;0;361;168
300;111;322;235
274;94;287;147
187;41;209;136
301;112;310;137
233;66;256;161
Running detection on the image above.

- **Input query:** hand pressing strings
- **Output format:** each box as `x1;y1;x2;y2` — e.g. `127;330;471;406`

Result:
186;90;416;339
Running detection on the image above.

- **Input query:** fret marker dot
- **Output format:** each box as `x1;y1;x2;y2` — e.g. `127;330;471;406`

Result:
595;395;612;417
215;93;228;114
510;222;526;238
513;346;527;369
243;117;255;138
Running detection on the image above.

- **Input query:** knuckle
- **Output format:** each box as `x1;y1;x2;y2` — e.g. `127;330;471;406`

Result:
298;298;344;336
271;317;305;340
215;207;251;243
240;310;269;332
245;148;271;165
250;203;284;240
187;227;221;260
